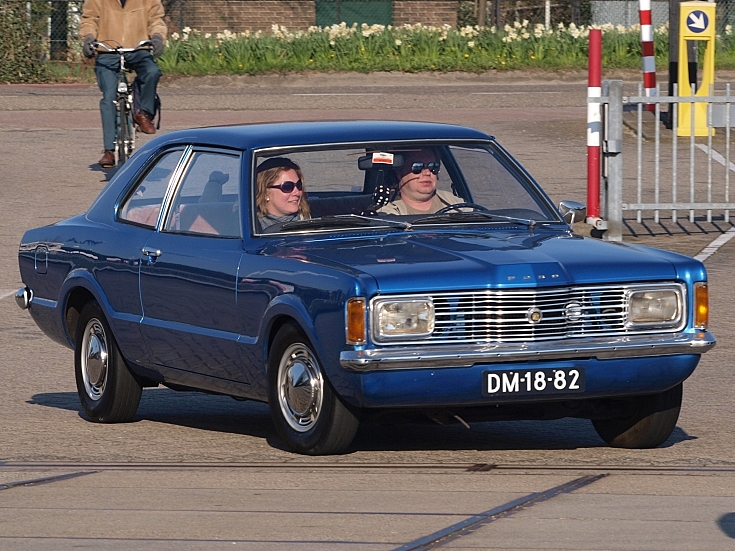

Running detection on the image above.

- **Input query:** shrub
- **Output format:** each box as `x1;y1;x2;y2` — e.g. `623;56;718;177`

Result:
0;1;50;83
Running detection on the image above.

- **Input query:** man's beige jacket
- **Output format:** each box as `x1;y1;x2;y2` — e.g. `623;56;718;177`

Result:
81;0;167;50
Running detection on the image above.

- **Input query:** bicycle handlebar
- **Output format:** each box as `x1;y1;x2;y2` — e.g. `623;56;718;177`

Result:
92;40;153;53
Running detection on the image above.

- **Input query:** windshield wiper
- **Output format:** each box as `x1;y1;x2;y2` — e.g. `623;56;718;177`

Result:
412;211;538;228
281;214;411;231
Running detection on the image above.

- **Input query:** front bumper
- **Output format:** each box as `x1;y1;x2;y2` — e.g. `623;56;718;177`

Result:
340;330;716;372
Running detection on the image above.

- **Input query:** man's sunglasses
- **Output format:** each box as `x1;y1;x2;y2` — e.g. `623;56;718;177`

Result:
409;162;441;175
268;180;303;193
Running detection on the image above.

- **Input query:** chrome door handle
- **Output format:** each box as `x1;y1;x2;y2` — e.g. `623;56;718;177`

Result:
141;247;162;258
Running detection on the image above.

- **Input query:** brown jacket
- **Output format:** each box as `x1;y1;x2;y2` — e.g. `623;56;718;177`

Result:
81;0;167;50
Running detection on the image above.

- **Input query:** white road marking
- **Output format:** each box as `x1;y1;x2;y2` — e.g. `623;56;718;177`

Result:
292;93;384;96
695;143;735;171
0;289;17;300
470;91;565;95
691;144;735;261
695;226;735;262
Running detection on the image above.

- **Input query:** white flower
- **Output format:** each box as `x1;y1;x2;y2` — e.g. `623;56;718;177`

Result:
395;39;402;46
727;24;733;36
467;40;475;48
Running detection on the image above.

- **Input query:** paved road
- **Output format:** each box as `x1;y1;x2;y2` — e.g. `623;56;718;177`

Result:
0;72;733;549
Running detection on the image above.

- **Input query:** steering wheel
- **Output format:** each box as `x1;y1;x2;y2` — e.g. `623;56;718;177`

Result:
435;202;491;214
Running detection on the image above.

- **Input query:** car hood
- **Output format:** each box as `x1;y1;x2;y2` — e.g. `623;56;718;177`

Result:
269;230;684;293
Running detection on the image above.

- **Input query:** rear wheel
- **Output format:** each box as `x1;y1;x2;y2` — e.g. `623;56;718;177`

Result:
592;383;682;448
268;323;359;455
117;100;130;165
74;301;142;422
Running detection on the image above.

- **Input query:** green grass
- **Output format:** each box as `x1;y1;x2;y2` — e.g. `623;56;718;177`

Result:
26;21;735;81
153;22;687;75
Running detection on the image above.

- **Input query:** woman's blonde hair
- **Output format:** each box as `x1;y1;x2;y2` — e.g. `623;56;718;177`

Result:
255;157;310;219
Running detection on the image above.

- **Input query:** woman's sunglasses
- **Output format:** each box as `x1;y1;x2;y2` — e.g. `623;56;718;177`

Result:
268;180;303;193
410;162;441;175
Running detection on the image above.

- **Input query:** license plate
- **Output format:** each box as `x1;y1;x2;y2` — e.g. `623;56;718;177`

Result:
483;367;586;396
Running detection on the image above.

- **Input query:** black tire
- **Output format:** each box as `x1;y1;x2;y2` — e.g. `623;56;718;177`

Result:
74;301;142;422
592;383;682;449
117;100;129;165
268;323;359;455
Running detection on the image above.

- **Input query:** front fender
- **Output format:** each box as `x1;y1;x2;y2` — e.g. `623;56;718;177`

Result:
259;292;364;408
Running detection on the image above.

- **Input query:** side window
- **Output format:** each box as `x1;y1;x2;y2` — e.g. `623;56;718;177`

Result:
119;150;184;227
164;151;241;238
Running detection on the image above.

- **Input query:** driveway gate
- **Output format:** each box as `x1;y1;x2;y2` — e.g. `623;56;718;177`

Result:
594;79;735;241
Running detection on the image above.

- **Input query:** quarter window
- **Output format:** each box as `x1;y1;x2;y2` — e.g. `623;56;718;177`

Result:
119;150;184;227
165;151;241;238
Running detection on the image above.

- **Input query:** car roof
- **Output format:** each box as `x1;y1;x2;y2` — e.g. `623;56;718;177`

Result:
149;120;494;151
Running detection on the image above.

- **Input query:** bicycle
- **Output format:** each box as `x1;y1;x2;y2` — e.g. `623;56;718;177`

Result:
92;40;153;166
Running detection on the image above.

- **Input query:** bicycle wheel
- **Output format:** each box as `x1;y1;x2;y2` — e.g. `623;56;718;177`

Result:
117;99;130;165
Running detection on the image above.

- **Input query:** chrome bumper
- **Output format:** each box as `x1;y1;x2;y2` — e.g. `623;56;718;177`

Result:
339;331;716;372
15;287;32;310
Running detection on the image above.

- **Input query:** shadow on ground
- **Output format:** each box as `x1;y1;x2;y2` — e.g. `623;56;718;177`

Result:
718;512;735;539
28;388;696;454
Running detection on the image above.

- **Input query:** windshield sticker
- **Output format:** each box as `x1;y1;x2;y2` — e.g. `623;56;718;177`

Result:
372;152;395;165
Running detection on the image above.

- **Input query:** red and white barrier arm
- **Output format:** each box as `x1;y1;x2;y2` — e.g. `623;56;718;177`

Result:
639;0;657;110
587;28;602;225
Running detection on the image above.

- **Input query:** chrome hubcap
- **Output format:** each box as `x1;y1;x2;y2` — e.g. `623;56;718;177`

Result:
278;343;323;432
81;318;108;401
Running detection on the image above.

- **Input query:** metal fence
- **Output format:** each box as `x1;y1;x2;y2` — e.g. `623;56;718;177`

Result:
596;80;735;241
464;0;589;27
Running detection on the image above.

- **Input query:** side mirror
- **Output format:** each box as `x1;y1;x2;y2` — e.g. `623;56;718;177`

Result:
558;200;587;225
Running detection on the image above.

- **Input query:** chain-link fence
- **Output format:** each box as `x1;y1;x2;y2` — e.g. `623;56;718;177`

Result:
462;0;590;27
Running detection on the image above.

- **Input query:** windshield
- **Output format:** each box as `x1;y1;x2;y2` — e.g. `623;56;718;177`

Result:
252;141;559;234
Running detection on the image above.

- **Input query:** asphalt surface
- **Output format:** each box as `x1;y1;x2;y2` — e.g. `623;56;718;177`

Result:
0;70;733;550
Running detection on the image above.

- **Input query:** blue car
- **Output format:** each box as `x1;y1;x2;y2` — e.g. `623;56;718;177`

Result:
16;121;715;455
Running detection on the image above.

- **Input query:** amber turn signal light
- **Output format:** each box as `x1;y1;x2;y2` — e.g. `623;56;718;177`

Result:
694;282;709;329
346;298;366;345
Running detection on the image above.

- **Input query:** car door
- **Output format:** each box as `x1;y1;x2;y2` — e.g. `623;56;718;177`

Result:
112;148;186;362
139;149;247;383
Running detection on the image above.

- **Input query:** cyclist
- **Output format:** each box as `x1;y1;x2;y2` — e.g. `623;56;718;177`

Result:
81;0;167;168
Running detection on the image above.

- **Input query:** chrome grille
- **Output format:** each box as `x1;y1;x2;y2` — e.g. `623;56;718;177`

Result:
406;284;682;345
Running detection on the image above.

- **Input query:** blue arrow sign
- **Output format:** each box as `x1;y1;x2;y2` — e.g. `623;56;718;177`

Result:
687;10;709;33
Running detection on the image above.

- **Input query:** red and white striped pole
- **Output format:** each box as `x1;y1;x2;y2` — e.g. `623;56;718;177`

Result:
587;28;602;223
639;0;657;111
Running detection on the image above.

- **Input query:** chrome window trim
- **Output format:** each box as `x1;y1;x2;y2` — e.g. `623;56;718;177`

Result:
156;145;193;231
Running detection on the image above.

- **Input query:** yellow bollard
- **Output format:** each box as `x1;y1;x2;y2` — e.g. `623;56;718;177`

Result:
677;2;716;137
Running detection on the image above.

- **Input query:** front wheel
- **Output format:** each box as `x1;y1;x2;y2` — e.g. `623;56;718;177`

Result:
592;383;682;449
74;301;142;422
116;99;131;165
268;323;359;455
